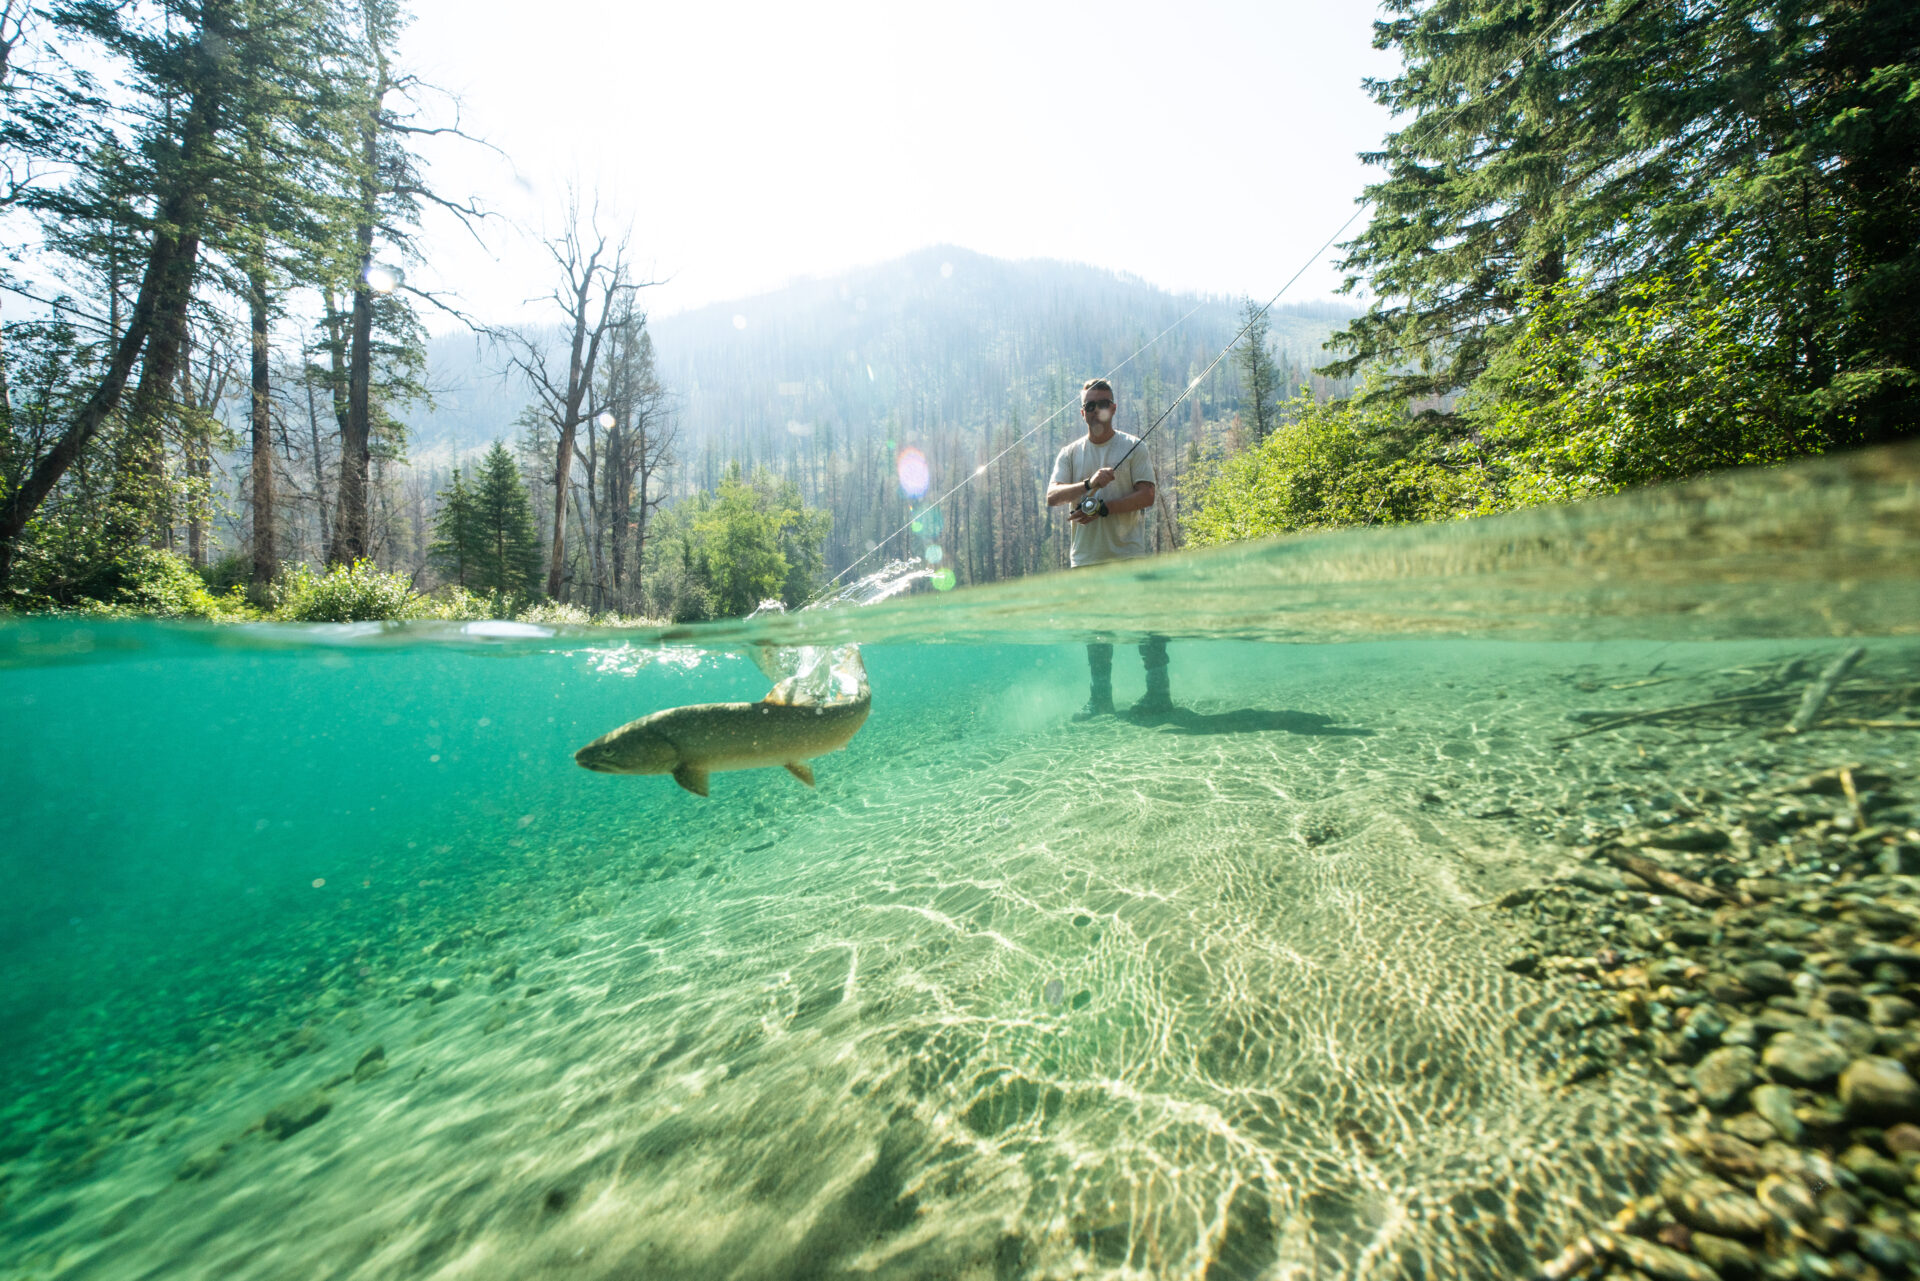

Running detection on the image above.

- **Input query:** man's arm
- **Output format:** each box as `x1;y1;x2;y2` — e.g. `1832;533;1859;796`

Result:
1106;481;1155;513
1046;465;1118;506
1045;478;1086;506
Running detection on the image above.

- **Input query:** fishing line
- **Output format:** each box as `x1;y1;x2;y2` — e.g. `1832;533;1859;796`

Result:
808;202;1369;605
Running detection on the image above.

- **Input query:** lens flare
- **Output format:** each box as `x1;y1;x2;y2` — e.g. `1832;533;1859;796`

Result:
595;411;615;430
363;264;399;294
925;544;943;564
931;568;956;591
732;314;748;330
895;447;929;498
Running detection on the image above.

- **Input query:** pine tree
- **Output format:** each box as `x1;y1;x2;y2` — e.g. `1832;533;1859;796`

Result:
1235;298;1280;442
469;442;541;597
1331;0;1920;441
0;0;356;588
429;467;475;587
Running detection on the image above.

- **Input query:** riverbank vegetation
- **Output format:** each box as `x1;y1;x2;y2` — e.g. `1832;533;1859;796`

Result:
1187;0;1918;543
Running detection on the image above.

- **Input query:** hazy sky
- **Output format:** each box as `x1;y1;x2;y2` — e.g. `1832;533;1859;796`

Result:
399;0;1399;327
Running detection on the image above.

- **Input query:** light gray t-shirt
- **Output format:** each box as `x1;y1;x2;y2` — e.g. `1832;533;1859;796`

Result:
1050;430;1157;567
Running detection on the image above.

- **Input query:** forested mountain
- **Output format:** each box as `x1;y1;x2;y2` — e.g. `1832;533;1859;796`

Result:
409;246;1357;583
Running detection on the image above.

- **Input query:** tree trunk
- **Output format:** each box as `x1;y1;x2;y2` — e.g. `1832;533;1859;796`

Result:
547;419;575;597
179;333;208;568
332;259;374;563
304;353;333;563
124;218;203;550
249;257;275;589
331;27;386;566
0;210;200;587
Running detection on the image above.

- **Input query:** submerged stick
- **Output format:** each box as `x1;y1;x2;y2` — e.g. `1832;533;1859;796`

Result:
1560;679;1903;740
1786;646;1866;734
1840;767;1867;833
1558;692;1797;738
1598;845;1728;907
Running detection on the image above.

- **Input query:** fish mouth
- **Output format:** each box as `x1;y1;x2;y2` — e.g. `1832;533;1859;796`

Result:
574;752;618;773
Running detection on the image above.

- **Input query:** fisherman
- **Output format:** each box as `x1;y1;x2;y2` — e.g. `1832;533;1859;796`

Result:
1045;378;1172;720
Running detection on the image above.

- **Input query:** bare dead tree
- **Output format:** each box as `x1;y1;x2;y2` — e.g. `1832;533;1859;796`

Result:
493;193;648;600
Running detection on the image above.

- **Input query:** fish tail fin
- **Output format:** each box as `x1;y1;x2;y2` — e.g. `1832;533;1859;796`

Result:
784;762;816;787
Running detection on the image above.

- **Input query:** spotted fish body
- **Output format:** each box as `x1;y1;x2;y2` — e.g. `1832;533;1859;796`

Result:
573;694;872;795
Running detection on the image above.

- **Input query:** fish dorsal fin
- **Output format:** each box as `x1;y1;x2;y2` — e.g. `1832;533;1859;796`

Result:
784;761;816;787
671;763;710;797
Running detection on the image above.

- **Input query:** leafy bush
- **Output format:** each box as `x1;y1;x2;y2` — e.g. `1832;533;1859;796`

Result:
1183;389;1467;546
1464;246;1830;510
413;586;523;621
2;537;248;619
271;560;421;622
199;551;252;597
513;599;595;625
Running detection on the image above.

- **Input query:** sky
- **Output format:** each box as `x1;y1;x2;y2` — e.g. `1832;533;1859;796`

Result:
398;0;1400;328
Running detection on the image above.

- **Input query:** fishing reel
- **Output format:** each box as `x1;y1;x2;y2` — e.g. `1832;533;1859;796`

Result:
1075;493;1108;518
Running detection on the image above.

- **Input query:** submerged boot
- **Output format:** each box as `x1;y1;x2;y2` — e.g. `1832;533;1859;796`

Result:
1129;636;1173;720
1073;642;1116;720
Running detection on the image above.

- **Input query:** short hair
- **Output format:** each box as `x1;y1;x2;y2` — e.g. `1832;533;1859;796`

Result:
1081;379;1112;398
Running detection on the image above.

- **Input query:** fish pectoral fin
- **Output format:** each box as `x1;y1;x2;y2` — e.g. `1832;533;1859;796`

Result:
783;761;816;787
671;763;711;797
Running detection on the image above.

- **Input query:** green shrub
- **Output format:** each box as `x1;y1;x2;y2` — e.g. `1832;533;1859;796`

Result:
5;541;240;619
1183;389;1467;546
272;560;421;622
413;586;521;621
1462;248;1837;512
199;551;252;596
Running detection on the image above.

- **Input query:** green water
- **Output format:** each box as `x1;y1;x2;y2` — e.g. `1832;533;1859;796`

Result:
2;447;1918;1280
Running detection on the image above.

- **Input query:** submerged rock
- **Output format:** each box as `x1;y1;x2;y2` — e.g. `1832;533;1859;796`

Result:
1692;1046;1757;1110
1839;1055;1920;1123
261;1089;331;1141
1761;1031;1850;1085
1750;1083;1804;1143
1666;1176;1769;1238
352;1045;386;1083
1840;1143;1907;1194
1754;1173;1819;1227
1593;1229;1718;1281
1688;1231;1757;1279
1736;961;1794;997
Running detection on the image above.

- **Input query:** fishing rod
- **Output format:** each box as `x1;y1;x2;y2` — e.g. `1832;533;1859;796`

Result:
1072;204;1369;520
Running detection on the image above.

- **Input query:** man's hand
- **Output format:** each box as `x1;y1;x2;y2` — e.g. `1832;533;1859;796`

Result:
1089;466;1117;490
1069;507;1096;525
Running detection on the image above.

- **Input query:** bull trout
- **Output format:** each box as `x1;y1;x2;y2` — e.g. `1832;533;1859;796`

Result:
573;692;871;795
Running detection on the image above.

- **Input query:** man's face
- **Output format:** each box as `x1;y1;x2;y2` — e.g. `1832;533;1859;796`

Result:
1082;387;1115;429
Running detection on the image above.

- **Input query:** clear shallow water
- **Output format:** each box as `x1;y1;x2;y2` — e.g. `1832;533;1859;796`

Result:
1;447;1918;1281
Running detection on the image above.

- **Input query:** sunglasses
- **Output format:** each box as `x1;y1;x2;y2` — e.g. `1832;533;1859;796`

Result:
1082;399;1114;412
